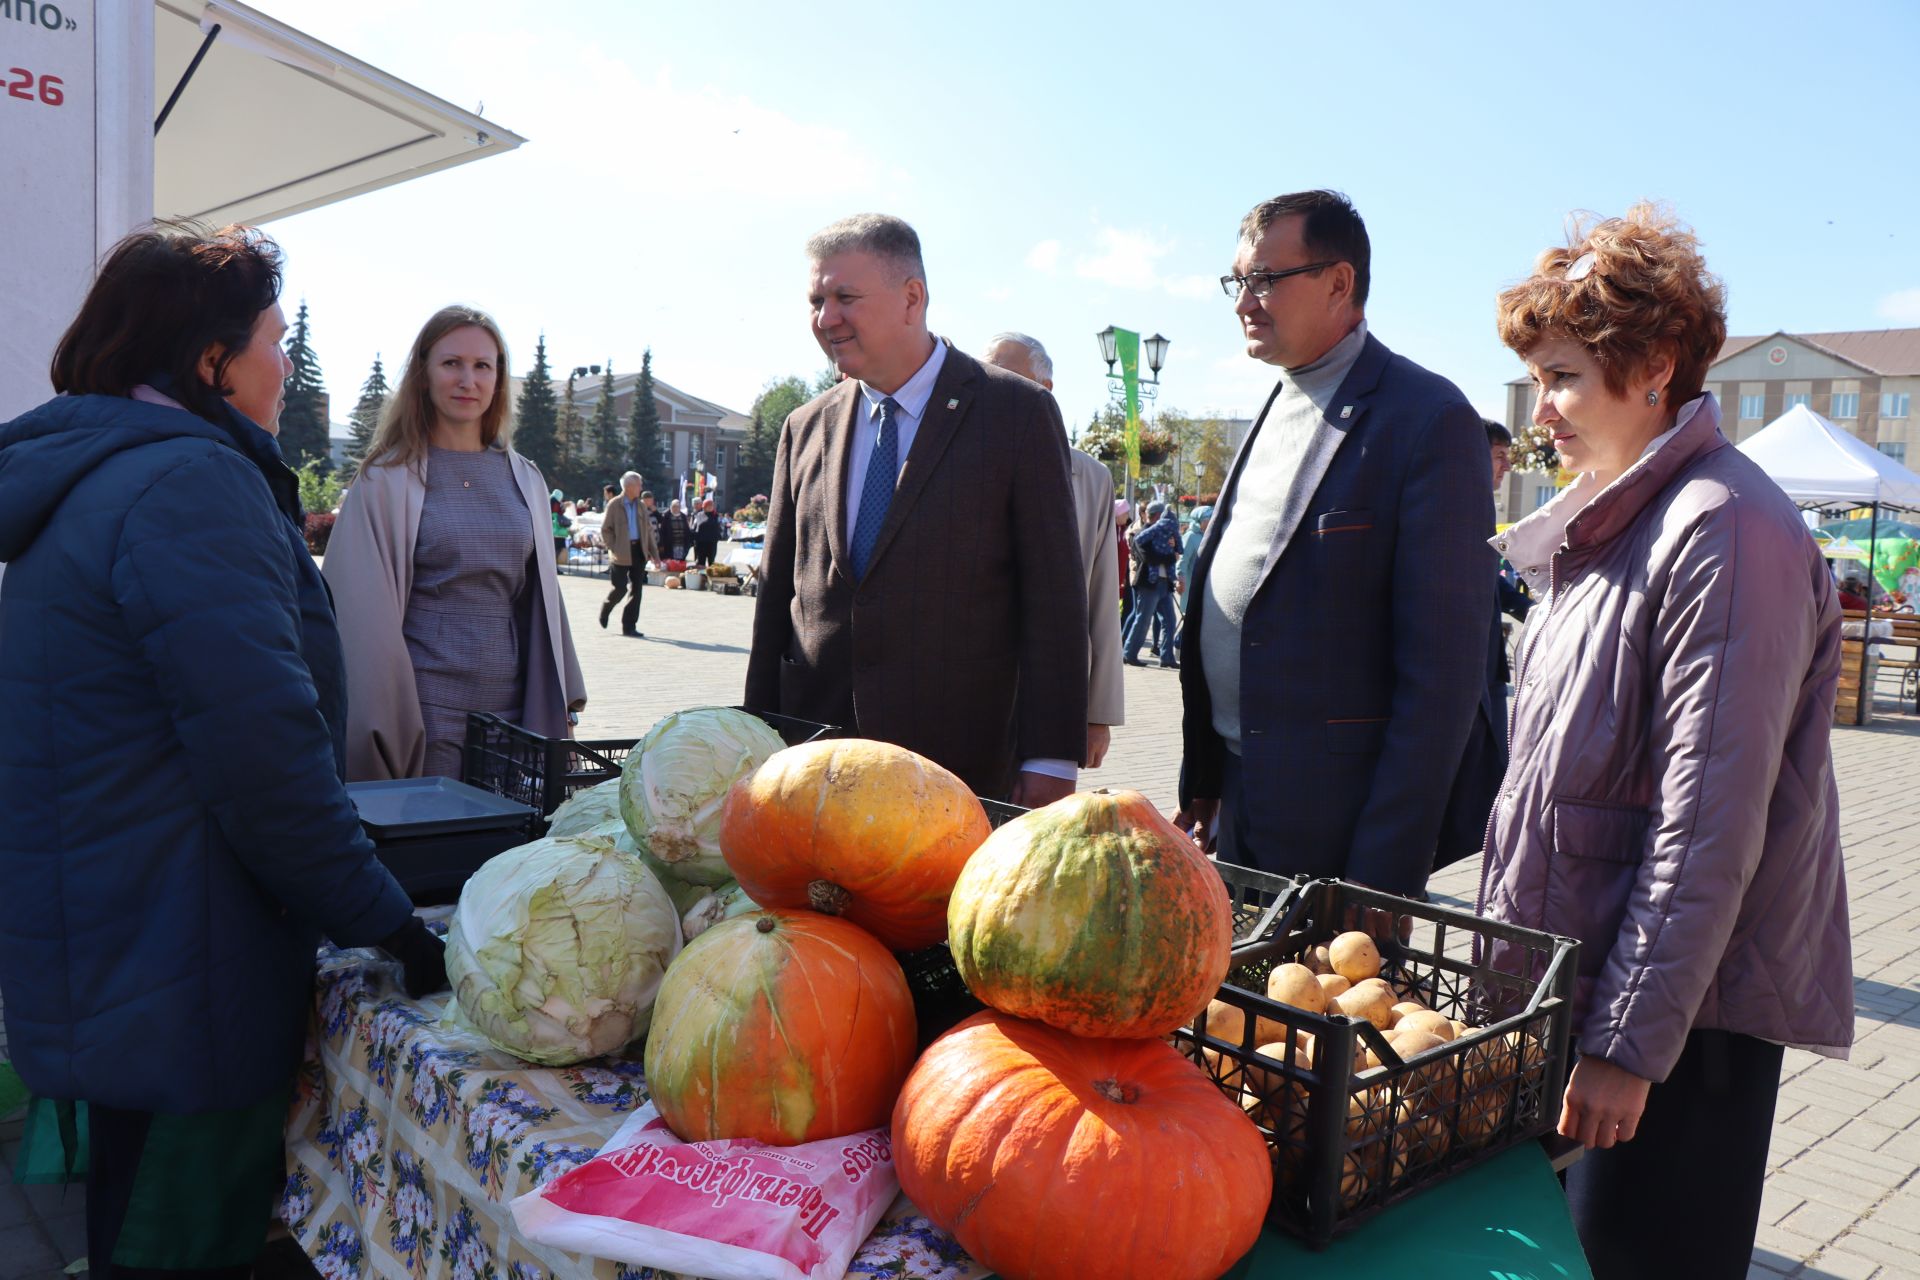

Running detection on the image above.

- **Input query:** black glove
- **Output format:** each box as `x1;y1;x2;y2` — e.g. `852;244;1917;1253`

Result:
378;916;449;999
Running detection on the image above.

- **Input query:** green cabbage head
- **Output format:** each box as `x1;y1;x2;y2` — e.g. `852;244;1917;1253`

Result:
619;707;786;888
545;776;623;839
447;834;682;1065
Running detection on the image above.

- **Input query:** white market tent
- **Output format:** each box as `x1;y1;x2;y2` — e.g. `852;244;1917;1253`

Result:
155;0;525;226
1739;404;1920;724
1736;404;1920;510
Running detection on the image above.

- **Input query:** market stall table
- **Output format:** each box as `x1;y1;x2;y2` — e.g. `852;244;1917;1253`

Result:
286;937;990;1279
289;939;1592;1280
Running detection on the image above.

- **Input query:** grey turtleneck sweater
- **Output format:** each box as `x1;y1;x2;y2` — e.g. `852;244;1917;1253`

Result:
1200;321;1369;752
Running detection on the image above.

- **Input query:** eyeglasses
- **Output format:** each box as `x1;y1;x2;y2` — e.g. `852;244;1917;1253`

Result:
1219;262;1335;299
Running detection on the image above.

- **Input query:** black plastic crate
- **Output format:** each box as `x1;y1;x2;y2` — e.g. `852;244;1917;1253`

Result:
1170;877;1578;1248
461;709;835;820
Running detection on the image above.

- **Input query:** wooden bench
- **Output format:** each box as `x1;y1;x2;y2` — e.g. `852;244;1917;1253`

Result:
1839;609;1920;723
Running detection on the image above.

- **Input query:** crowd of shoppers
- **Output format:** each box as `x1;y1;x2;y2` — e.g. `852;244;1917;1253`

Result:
0;190;1859;1279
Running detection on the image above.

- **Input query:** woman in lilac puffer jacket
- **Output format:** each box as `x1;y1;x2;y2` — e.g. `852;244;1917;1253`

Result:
1481;205;1852;1279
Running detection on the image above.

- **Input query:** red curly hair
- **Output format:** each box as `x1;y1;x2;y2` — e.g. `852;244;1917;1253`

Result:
1496;202;1728;404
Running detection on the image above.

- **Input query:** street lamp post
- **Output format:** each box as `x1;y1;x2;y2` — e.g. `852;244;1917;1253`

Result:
560;363;601;494
1095;326;1171;514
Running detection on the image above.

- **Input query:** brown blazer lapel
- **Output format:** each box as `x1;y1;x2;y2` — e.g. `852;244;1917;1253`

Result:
823;383;863;580
862;342;975;576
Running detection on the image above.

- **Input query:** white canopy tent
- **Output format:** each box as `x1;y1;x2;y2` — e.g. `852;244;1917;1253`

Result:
153;0;525;226
2;0;522;419
1740;404;1920;722
1736;404;1920;510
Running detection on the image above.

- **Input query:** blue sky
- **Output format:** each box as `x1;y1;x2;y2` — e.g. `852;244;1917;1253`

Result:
257;0;1920;439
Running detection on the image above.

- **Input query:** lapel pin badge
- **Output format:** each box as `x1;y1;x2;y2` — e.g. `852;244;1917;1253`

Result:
946;398;959;410
1340;405;1353;419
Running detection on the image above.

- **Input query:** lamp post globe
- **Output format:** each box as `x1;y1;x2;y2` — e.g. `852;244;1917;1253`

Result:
1144;333;1171;377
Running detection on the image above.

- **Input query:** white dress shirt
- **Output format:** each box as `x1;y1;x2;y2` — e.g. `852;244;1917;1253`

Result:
847;338;947;547
848;338;1075;785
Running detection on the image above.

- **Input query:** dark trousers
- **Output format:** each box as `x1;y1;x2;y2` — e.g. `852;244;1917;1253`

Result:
88;1105;255;1280
1564;1029;1784;1280
1124;579;1177;663
1211;748;1261;870
605;563;643;630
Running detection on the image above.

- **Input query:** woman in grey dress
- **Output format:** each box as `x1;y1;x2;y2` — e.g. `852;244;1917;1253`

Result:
325;307;586;781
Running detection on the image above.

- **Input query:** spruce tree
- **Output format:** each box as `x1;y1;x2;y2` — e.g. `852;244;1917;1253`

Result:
590;362;621;486
346;354;388;466
278;299;331;469
628;348;666;483
514;334;560;481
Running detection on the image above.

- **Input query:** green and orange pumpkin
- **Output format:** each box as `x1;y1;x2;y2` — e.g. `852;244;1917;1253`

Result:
643;908;916;1145
946;789;1232;1038
719;738;991;952
893;1010;1271;1280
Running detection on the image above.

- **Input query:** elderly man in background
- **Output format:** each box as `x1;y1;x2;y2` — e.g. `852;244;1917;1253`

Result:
982;331;1123;767
1176;190;1494;893
599;470;659;638
746;214;1086;803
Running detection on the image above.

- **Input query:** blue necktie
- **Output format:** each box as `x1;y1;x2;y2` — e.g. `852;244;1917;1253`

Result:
849;397;900;579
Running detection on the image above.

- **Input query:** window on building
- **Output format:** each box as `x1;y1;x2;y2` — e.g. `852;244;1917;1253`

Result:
1532;484;1556;511
1784;393;1812;411
1884;393;1912;419
1879;442;1908;466
1739;394;1765;420
1831;392;1860;419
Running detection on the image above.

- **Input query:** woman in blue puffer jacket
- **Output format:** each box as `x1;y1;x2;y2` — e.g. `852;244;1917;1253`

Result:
0;225;445;1279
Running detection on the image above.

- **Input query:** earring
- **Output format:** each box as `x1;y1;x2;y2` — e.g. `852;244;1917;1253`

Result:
1646;389;1659;406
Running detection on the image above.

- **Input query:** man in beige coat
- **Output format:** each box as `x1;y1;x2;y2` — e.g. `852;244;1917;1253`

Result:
600;469;659;637
982;332;1123;767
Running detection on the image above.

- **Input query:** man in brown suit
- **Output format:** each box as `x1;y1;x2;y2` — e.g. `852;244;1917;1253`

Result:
600;470;659;637
745;214;1086;804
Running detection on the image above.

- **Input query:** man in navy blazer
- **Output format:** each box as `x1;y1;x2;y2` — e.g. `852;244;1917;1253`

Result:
1175;191;1496;895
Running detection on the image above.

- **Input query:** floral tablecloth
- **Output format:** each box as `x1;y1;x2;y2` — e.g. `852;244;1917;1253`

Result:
284;941;989;1280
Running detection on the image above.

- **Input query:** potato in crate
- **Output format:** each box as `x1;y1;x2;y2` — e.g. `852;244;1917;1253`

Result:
1171;876;1577;1248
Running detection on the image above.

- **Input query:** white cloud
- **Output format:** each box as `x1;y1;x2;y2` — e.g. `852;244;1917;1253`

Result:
1072;228;1218;301
984;285;1013;301
1076;228;1170;290
1879;289;1920;325
1026;240;1062;274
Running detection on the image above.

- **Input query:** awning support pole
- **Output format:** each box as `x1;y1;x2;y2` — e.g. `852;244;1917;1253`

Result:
155;23;222;136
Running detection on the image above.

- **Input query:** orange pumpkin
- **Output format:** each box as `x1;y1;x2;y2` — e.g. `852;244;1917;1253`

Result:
643;909;916;1145
719;738;991;951
894;1011;1270;1280
946;789;1233;1037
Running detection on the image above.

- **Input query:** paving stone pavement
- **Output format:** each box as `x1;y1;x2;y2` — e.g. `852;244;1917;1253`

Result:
4;569;1919;1278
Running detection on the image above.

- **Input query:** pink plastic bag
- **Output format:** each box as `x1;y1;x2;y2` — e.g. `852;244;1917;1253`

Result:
511;1104;898;1280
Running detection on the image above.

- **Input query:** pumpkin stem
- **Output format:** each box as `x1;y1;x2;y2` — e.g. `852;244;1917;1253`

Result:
755;915;778;934
807;880;853;916
1093;1078;1138;1105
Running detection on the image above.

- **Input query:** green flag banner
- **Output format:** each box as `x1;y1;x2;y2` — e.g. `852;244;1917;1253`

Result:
1115;327;1142;483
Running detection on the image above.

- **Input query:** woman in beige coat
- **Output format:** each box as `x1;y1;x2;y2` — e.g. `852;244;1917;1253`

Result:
324;306;585;780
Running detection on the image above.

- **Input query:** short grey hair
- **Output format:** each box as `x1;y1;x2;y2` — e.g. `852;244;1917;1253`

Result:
985;331;1052;382
806;213;926;284
620;470;643;487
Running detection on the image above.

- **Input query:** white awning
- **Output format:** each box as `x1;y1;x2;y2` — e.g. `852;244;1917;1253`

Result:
153;0;524;226
1737;404;1920;511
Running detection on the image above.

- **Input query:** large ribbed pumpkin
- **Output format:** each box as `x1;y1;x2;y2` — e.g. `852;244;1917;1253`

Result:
893;1011;1270;1280
643;909;916;1145
947;789;1232;1038
719;739;991;951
